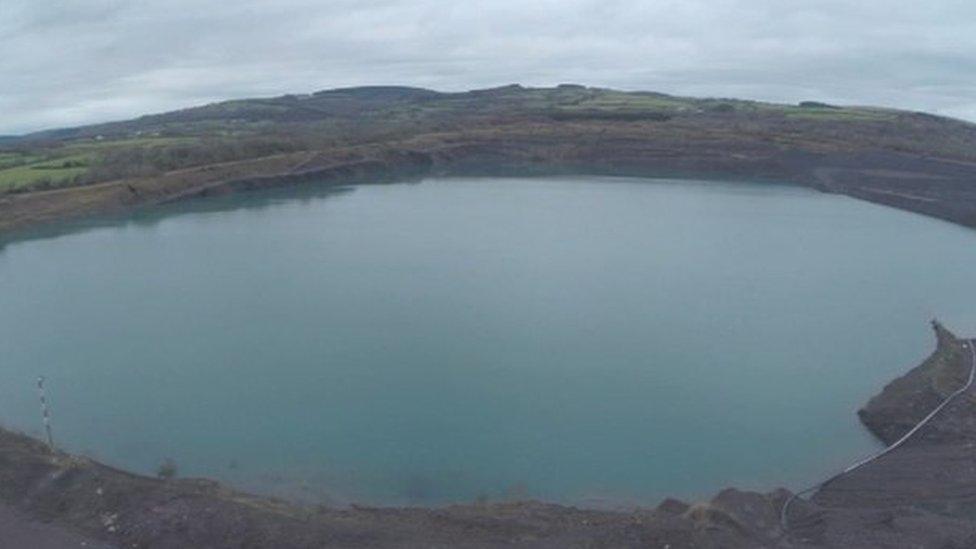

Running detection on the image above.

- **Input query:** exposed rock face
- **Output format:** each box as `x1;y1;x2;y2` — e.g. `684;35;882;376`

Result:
0;146;434;237
815;324;976;518
858;321;970;445
805;323;976;548
5;127;976;239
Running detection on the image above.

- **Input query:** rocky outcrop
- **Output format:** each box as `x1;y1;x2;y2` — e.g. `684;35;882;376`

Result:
858;320;970;445
813;324;976;521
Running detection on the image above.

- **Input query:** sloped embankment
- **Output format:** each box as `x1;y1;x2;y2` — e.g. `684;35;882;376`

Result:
3;324;976;547
0;424;796;547
5;126;976;240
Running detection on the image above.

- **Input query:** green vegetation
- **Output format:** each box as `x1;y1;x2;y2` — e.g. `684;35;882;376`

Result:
2;84;973;195
798;101;840;109
0;152;43;169
0;153;90;191
560;90;692;111
0;137;202;192
156;457;178;480
783;107;897;122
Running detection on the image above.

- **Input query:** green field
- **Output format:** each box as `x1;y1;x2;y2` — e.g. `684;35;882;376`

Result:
0;165;88;190
0;137;195;192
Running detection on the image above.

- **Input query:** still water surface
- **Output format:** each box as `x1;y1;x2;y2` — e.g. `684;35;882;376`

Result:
2;177;976;506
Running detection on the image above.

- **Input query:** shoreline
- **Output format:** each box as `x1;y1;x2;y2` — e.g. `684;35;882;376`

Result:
3;135;976;545
0;323;970;547
4;128;976;242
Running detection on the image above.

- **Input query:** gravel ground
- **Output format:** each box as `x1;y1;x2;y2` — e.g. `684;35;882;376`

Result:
0;504;112;549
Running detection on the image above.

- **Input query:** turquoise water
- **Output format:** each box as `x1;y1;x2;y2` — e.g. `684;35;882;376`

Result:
2;176;976;508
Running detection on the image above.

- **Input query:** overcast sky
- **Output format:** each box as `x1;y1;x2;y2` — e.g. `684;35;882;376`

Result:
2;0;975;134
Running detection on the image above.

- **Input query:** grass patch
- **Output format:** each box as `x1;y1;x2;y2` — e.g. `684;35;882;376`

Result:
568;91;692;112
0;163;88;191
60;136;196;153
0;152;43;170
0;137;197;192
0;153;93;191
782;107;897;122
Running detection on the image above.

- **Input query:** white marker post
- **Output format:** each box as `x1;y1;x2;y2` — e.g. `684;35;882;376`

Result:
36;376;54;450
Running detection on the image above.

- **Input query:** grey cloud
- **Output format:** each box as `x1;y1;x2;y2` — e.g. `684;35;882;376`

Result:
2;0;975;133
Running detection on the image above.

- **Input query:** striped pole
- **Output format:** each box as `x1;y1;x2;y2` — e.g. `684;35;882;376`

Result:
36;376;54;450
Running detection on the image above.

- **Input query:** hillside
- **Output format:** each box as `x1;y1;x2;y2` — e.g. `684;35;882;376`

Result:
2;84;976;234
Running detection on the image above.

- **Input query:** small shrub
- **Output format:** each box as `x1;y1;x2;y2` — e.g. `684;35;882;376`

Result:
798;101;839;109
156;458;178;480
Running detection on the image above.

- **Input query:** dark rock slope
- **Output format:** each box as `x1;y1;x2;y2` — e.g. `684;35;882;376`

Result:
5;130;976;241
858;321;970;446
5;86;976;237
814;323;976;519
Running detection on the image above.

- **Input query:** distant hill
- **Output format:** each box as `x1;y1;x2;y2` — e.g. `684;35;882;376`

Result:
2;84;976;232
17;84;969;145
16;84;524;142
